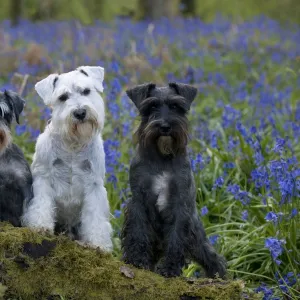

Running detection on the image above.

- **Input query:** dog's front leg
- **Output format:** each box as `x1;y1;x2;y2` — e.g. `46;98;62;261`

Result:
80;182;113;252
121;195;155;271
22;176;56;232
156;212;186;277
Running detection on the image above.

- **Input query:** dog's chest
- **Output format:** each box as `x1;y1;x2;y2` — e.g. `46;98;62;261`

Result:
152;172;170;211
50;152;93;201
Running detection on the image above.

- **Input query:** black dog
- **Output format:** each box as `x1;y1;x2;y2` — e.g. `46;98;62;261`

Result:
121;82;226;278
0;90;33;227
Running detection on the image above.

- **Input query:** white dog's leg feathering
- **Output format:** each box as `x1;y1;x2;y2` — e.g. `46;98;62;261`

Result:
22;176;56;231
80;181;113;252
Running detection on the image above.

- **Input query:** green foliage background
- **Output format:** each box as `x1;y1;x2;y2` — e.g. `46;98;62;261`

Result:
0;0;300;24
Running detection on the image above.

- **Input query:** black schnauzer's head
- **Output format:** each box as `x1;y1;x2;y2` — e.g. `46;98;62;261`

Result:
126;82;197;156
0;90;25;154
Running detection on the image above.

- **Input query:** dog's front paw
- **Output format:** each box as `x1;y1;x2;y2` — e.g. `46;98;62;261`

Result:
156;266;182;278
31;227;54;236
77;238;113;253
123;256;152;271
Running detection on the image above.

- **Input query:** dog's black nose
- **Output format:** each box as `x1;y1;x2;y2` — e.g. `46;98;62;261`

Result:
160;124;171;134
73;109;86;120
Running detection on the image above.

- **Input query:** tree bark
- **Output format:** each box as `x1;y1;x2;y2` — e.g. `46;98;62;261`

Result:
0;223;244;300
10;0;22;27
137;0;180;20
181;0;197;16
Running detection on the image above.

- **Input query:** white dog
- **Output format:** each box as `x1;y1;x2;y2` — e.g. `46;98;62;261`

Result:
22;66;113;252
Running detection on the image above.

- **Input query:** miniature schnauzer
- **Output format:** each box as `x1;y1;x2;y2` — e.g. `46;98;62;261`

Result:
121;82;227;278
0;90;33;227
22;66;113;252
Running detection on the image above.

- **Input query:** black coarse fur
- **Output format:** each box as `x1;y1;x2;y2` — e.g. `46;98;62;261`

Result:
121;82;227;278
0;90;33;227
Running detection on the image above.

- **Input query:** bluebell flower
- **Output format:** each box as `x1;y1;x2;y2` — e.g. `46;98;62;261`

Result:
265;237;286;265
241;210;248;221
265;212;279;223
114;210;122;218
255;283;274;300
208;235;219;246
227;184;240;195
273;137;286;154
291;208;298;218
201;206;208;216
213;176;224;188
15;125;27;136
224;162;235;169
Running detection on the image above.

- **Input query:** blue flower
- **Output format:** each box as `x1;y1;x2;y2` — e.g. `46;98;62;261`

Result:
273;137;286;154
291;208;298;218
208;235;219;245
201;206;209;216
15;125;27;136
213;176;224;188
265;212;279;223
265;237;286;265
255;283;274;300
241;210;248;221
224;162;235;169
114;210;122;218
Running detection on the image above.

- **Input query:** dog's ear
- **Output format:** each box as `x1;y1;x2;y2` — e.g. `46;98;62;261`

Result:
77;66;105;93
35;74;59;105
169;82;197;107
4;90;25;124
126;83;156;109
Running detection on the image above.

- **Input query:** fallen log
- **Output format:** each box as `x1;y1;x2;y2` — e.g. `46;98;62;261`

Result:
0;223;244;300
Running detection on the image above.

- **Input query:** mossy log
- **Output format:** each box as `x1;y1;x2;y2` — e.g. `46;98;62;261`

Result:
0;223;243;300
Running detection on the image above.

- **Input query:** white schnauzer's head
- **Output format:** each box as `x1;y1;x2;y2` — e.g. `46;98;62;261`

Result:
35;66;105;146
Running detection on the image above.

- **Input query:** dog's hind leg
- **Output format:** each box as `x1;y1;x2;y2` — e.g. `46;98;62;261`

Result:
188;216;227;279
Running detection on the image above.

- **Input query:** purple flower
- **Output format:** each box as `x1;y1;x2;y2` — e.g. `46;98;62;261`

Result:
291;208;298;218
227;184;240;195
201;206;209;216
273;137;286;153
214;176;224;188
265;237;286;265
224;162;235;169
15;125;27;136
265;212;279;223
255;283;274;300
114;210;122;218
208;235;219;245
241;210;248;221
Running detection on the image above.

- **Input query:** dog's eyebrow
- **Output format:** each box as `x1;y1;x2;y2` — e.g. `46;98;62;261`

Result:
53;76;59;89
79;69;89;77
0;102;10;117
166;96;188;107
140;97;160;107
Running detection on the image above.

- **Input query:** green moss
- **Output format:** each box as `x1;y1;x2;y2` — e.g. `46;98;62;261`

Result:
0;223;244;300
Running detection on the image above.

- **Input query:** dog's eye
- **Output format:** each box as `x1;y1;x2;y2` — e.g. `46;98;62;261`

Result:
82;88;91;96
170;104;177;110
59;93;69;102
151;104;158;110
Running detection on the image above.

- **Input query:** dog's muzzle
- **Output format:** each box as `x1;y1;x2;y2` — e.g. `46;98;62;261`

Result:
0;123;11;154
